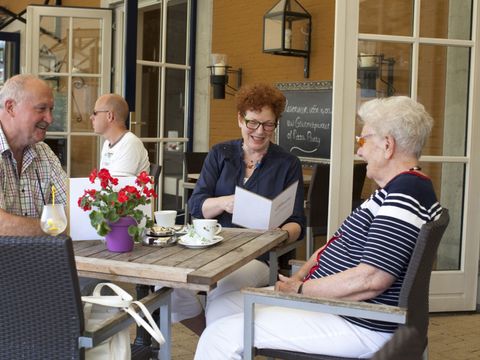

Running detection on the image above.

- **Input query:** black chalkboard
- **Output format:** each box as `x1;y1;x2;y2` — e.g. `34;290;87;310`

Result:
276;81;332;160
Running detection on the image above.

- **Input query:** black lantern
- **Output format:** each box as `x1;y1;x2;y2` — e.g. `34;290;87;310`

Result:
263;0;311;78
207;53;242;99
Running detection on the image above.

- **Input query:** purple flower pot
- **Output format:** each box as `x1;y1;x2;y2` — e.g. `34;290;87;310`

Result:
105;216;136;252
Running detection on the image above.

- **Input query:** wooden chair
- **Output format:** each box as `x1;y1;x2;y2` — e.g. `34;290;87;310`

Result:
183;151;208;223
305;162;367;258
149;162;162;194
243;209;450;360
0;235;171;360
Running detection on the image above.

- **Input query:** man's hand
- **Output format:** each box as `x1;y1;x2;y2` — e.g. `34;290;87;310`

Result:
275;274;303;294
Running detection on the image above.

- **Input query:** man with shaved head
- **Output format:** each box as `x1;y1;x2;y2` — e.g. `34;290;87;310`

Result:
0;74;67;235
91;93;149;176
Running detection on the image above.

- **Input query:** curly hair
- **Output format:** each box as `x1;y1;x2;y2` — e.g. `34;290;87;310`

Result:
236;83;286;120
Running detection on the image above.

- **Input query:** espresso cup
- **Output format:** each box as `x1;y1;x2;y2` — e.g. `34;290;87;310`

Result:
154;210;177;228
193;219;222;241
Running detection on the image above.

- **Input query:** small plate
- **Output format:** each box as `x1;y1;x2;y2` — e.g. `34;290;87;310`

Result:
178;234;224;249
142;236;177;247
148;226;175;237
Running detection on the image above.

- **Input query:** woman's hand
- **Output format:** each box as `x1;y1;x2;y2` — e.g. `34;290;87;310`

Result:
275;274;303;294
222;195;235;214
279;222;301;243
202;195;235;218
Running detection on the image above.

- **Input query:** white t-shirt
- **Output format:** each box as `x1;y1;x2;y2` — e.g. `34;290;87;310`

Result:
100;131;150;177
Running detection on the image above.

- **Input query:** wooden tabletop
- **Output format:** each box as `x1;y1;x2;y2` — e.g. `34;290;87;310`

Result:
73;228;288;292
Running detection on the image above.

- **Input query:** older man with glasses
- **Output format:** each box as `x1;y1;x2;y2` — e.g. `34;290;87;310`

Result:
91;93;149;177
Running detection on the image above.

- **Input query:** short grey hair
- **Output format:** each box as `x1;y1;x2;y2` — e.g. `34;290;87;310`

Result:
0;74;45;109
100;93;130;123
357;96;433;158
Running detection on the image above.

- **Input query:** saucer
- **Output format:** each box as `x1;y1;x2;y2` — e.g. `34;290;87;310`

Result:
178;234;224;249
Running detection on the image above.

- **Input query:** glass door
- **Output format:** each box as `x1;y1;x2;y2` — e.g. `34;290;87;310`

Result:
103;0;192;212
26;5;112;177
332;0;480;311
0;32;20;84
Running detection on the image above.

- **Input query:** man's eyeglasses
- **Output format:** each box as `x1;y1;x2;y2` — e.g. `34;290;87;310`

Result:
355;133;375;147
92;110;109;116
244;118;277;131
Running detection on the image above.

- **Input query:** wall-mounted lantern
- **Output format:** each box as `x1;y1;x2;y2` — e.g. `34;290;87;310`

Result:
357;53;395;97
207;53;243;99
263;0;311;78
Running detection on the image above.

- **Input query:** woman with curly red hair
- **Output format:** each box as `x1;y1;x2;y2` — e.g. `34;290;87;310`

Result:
170;83;306;335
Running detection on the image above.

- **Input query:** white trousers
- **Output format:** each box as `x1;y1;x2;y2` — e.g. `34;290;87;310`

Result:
194;303;393;360
168;260;269;324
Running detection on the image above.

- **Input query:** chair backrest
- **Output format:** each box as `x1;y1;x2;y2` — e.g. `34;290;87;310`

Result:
149;162;162;187
352;162;367;204
306;163;330;228
306;162;367;228
0;235;84;359
184;151;208;175
398;209;450;343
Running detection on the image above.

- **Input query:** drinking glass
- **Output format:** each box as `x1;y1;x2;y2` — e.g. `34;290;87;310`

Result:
40;204;67;236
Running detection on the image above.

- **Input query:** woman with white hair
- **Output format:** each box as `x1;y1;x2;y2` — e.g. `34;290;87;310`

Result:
194;96;443;359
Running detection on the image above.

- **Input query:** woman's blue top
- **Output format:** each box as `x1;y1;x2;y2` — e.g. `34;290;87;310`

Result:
188;139;306;239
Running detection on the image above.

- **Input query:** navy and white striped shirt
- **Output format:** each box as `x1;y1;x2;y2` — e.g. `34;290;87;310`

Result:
306;171;442;333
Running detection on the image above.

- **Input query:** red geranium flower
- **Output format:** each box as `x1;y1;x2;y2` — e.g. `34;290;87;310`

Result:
78;168;157;242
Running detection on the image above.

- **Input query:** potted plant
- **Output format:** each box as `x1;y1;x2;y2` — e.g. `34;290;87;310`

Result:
78;168;157;252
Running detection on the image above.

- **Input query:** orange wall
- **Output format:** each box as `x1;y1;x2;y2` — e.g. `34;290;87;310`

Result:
210;0;335;146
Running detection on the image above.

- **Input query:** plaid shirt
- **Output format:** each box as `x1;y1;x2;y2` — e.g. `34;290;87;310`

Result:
0;126;67;218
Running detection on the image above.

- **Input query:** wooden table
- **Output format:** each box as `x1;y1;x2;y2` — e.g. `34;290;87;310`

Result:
73;228;288;359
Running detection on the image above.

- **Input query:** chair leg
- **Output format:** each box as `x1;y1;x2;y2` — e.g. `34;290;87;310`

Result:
244;296;255;360
422;346;428;360
306;227;313;259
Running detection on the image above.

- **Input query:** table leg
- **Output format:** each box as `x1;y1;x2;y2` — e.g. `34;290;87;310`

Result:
134;285;172;360
158;289;172;360
134;284;152;347
269;250;279;286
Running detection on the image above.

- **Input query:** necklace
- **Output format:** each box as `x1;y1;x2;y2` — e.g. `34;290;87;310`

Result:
245;159;262;169
242;143;265;170
409;166;422;171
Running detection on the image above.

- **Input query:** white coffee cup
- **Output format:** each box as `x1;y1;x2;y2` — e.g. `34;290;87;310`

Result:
154;210;177;228
193;219;222;241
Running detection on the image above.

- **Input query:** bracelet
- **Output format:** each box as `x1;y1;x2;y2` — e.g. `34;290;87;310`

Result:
297;282;304;294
